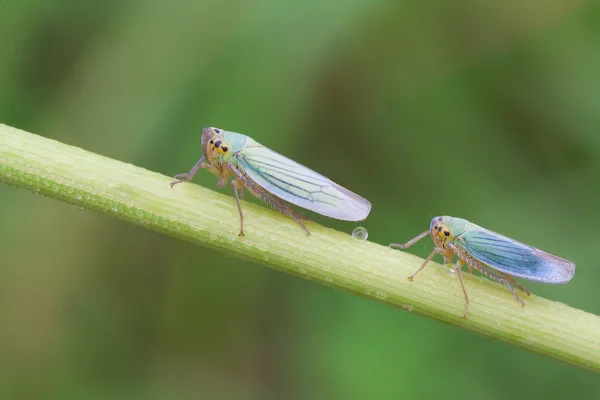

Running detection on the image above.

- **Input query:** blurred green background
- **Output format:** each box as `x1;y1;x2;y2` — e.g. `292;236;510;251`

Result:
1;1;600;399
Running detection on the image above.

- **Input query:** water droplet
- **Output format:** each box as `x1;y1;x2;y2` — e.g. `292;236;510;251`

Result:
375;290;387;299
75;193;82;200
447;268;456;278
352;226;368;241
402;304;414;312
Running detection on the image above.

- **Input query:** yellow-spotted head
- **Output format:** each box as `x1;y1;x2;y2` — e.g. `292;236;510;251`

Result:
429;216;455;248
201;127;230;163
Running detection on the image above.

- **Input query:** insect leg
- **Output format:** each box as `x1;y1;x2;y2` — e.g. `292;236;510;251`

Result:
455;259;469;318
468;261;526;307
503;274;531;296
231;179;245;236
253;188;310;235
505;283;525;307
286;209;311;235
227;163;311;235
408;248;439;281
170;156;209;187
389;230;430;249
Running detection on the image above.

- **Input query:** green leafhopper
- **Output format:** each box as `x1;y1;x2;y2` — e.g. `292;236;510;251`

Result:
390;216;575;318
171;127;371;236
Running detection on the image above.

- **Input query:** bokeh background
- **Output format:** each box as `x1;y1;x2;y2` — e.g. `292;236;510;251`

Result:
1;1;600;399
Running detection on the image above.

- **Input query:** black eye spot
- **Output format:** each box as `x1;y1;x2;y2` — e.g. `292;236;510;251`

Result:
444;231;450;237
214;129;221;133
215;140;222;148
438;226;443;232
221;146;228;152
438;217;443;221
210;140;214;144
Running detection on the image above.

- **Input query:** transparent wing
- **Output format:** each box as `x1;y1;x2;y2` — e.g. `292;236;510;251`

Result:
456;228;575;283
234;140;371;221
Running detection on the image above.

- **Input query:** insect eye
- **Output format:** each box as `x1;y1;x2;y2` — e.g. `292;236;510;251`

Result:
221;146;228;152
444;231;450;237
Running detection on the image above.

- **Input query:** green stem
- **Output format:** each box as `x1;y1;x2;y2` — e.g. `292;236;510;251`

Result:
1;123;599;372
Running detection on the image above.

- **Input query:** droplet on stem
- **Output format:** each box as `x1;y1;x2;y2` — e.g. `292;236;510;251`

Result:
352;226;368;241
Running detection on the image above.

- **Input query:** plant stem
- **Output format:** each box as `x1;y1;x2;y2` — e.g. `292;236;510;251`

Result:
1;123;599;372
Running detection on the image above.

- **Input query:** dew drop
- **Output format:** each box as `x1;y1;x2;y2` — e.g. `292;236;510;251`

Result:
352;226;368;241
75;193;82;200
402;304;414;312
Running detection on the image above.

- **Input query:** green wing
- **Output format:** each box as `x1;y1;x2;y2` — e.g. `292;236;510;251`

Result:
456;228;575;283
233;138;371;221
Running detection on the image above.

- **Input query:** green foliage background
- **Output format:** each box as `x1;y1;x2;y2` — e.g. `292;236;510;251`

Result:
1;1;599;399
